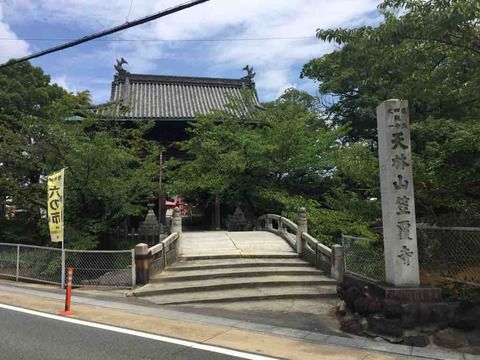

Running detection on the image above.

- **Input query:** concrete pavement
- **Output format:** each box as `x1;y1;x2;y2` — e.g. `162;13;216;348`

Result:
0;281;474;359
179;231;295;257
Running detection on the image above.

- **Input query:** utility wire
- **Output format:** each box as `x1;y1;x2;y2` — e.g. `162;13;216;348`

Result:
0;36;314;42
0;0;210;69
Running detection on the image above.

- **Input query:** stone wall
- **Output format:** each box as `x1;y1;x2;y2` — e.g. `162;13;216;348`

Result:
336;274;480;351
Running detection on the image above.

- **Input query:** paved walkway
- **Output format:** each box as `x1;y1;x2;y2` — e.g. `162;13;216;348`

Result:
179;231;295;257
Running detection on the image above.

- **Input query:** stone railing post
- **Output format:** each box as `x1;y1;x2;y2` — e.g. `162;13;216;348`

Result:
171;207;182;235
278;217;285;234
171;207;182;256
214;194;221;230
134;243;150;285
296;207;307;254
266;216;273;231
331;244;345;283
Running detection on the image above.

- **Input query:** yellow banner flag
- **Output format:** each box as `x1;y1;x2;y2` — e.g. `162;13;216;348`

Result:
47;169;64;243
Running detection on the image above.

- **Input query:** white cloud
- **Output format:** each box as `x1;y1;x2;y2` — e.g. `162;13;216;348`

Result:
51;75;73;92
256;68;293;99
3;0;381;101
0;5;29;63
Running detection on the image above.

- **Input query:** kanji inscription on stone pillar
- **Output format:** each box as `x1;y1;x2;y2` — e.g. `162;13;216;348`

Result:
377;99;420;287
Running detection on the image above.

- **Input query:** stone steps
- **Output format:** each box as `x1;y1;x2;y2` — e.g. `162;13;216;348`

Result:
134;275;336;297
134;254;337;305
144;285;338;305
170;258;309;272
150;266;324;283
180;253;300;260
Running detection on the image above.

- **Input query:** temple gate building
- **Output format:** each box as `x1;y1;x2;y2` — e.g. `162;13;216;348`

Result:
94;60;261;230
96;59;260;153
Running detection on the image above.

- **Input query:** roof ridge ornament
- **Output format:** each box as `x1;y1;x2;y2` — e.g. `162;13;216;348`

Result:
242;65;256;80
242;65;256;89
114;58;128;75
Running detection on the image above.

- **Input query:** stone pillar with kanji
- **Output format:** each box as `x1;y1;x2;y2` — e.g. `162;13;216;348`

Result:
377;99;420;287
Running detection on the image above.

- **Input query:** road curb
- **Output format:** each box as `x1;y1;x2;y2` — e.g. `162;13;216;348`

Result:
0;281;473;360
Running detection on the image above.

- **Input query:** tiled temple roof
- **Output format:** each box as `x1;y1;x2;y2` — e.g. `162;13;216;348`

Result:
98;67;259;120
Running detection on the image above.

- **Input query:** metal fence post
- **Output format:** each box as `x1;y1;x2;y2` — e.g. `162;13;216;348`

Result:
131;249;136;288
16;245;20;282
61;247;65;289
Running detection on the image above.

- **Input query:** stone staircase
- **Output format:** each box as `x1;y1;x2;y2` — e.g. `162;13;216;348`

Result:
133;255;337;305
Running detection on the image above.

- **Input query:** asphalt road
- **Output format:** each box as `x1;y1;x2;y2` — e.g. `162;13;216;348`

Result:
0;306;267;360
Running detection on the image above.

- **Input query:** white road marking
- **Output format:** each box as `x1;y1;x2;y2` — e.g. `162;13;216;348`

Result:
0;303;277;360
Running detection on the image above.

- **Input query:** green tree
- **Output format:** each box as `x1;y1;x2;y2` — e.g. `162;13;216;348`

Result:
302;0;480;140
171;92;266;213
61;124;160;249
301;0;480;224
0;62;160;248
171;89;377;244
0;61;73;243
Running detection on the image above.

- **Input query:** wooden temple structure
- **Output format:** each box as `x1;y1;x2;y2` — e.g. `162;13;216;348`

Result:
95;59;261;230
96;59;260;152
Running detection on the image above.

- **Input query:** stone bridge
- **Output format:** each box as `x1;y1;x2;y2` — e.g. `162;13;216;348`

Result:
132;209;344;307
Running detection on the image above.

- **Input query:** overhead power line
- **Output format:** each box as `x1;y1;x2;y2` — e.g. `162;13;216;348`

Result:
0;36;315;43
0;0;210;69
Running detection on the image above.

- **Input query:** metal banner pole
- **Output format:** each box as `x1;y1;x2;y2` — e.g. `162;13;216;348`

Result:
61;241;65;288
61;170;65;289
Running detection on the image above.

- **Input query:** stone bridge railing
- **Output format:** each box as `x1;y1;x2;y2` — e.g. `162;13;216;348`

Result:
134;208;182;285
257;208;344;282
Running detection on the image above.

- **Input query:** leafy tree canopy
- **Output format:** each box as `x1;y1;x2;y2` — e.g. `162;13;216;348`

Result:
0;62;160;248
301;0;480;224
302;0;479;139
171;88;377;244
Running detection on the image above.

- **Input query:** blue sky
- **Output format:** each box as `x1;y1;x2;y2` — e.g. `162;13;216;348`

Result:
1;0;381;104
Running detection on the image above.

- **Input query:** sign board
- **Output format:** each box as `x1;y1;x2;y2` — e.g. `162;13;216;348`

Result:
47;169;64;243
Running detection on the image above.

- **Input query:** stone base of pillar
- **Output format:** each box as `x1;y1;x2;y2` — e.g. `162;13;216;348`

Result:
343;273;442;302
381;285;442;302
337;274;463;341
